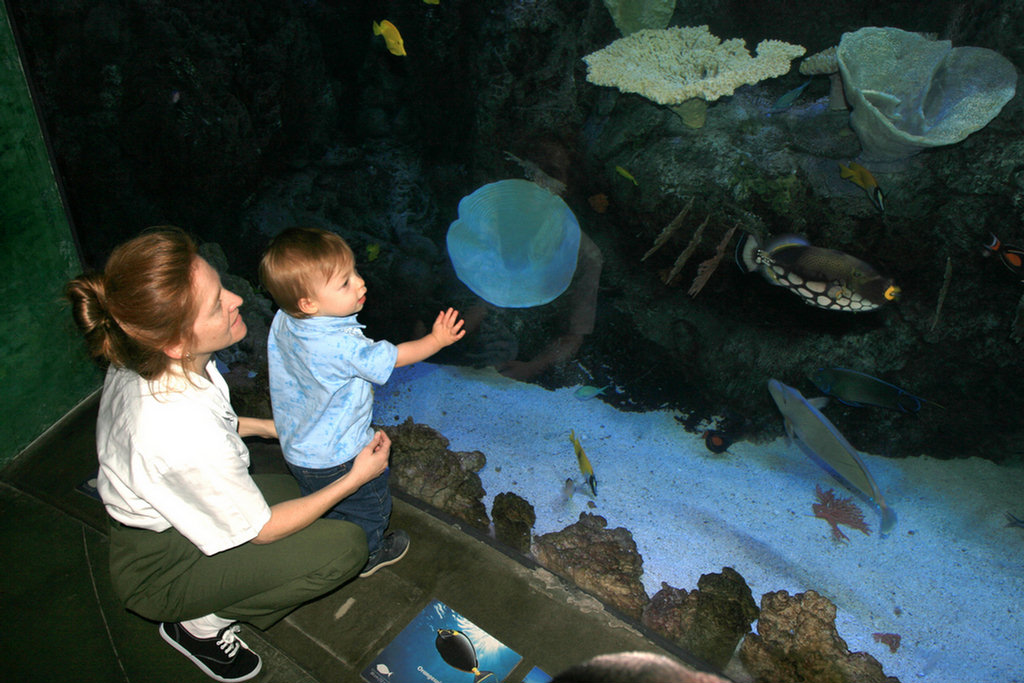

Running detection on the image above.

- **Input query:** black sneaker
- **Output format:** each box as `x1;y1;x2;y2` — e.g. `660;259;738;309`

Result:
359;529;410;577
159;622;262;682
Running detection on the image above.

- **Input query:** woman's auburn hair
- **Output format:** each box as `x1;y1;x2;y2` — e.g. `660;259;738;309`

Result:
65;226;200;379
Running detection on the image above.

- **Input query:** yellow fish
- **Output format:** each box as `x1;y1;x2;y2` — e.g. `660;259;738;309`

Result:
615;165;638;186
569;429;597;496
838;162;884;212
373;20;406;57
366;243;381;262
424;0;440;4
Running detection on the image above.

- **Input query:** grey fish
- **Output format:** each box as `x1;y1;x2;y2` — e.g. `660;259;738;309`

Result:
767;379;897;534
1006;511;1024;529
737;233;900;312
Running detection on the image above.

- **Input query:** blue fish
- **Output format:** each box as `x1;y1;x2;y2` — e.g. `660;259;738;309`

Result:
574;384;609;400
771;79;812;111
810;367;940;414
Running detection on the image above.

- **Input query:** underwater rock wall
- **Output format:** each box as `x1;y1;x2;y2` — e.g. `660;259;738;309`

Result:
9;0;1024;461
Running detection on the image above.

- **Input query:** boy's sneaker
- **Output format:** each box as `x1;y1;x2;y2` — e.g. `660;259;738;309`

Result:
159;622;262;682
360;529;410;577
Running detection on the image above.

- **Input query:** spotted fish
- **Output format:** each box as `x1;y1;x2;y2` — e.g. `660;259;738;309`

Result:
736;232;899;312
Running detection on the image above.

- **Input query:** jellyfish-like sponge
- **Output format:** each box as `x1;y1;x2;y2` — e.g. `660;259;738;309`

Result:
583;25;805;106
837;26;1017;162
447;179;580;309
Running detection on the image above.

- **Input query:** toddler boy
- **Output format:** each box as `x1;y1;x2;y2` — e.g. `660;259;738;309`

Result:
260;227;465;576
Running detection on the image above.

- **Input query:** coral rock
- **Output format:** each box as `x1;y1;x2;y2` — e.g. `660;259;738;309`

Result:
491;491;536;553
642;567;759;670
799;46;838;76
532;513;648;619
799;46;847;110
383;418;490;531
739;590;899;683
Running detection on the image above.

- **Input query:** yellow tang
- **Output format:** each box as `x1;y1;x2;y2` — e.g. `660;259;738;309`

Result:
569;429;597;496
372;20;406;57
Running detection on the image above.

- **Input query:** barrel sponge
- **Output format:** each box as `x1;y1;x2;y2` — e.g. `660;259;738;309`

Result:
583;25;805;105
837;27;1017;162
447;180;581;309
601;0;676;36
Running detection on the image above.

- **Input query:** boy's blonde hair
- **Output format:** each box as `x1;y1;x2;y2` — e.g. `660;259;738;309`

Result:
259;227;355;318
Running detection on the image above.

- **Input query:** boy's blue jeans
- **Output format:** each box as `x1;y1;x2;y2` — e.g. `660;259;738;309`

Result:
287;461;391;557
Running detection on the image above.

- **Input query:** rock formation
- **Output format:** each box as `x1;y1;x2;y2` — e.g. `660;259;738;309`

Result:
491;491;536;553
642;567;759;670
739;590;899;683
532;512;648;620
383;418;490;531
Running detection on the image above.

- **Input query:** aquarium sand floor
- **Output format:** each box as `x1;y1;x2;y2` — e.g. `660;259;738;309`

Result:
374;363;1024;683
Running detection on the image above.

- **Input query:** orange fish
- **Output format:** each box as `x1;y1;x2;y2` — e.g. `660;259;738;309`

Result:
588;193;608;213
838;162;884;213
703;430;732;454
983;233;1024;279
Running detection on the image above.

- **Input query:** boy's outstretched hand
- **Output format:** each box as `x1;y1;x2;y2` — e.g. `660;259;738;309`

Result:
430;307;466;348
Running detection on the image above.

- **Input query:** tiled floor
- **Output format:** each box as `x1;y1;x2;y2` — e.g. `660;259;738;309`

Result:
0;394;715;682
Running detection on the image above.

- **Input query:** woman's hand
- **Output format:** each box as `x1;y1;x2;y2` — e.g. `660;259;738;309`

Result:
349;430;392;486
254;430;391;544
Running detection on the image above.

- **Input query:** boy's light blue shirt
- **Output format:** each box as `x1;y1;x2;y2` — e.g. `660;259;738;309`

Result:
268;310;398;469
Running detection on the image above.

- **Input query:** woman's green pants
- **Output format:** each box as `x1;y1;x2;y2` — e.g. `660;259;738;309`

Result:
108;473;368;630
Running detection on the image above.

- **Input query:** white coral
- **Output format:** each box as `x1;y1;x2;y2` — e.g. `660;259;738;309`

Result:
583;25;805;105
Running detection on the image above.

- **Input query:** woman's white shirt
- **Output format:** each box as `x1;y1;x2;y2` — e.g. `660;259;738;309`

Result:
96;361;271;555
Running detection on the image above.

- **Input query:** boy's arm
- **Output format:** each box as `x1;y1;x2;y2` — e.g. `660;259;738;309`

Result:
395;307;465;367
238;417;277;439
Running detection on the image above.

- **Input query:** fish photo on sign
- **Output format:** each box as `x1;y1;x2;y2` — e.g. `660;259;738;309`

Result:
361;600;521;683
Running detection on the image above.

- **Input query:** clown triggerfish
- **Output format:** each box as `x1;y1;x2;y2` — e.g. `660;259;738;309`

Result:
736;233;900;312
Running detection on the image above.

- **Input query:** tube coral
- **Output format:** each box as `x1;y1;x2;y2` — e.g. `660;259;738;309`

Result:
812;485;870;542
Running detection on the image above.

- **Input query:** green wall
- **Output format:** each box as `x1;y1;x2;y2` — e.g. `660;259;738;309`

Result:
0;6;101;467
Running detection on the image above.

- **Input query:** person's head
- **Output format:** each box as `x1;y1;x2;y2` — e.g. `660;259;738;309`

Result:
551;652;731;683
259;227;365;319
65;227;247;379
